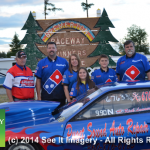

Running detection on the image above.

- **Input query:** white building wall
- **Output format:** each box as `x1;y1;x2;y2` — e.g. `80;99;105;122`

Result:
0;58;16;75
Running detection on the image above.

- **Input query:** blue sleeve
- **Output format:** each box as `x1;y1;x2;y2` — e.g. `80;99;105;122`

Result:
142;55;150;72
91;71;96;84
35;61;42;78
116;58;121;75
62;71;69;85
70;82;77;98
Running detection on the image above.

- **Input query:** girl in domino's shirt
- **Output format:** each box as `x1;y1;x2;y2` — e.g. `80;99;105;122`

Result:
70;67;95;98
62;54;81;102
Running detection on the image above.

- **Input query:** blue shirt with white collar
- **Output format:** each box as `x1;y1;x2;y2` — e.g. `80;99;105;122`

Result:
91;68;118;85
116;53;150;81
70;82;90;98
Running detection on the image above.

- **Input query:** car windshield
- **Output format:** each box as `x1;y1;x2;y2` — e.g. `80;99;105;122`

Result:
56;87;102;121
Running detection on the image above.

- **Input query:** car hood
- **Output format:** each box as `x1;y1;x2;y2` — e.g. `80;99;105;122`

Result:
0;100;60;129
6;120;66;149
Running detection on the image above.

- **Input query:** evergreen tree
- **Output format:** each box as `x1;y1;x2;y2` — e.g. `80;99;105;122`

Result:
7;33;23;58
20;11;45;70
0;52;7;58
88;8;120;67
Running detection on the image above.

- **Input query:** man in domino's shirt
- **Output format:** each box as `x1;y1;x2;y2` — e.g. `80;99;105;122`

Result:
116;40;150;81
35;42;68;107
3;51;34;102
91;54;118;85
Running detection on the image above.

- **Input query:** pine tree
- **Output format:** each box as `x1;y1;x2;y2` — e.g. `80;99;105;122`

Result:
7;33;23;58
0;52;7;58
88;8;120;67
20;11;45;70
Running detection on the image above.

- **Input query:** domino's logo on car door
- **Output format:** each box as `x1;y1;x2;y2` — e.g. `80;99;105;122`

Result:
43;69;63;94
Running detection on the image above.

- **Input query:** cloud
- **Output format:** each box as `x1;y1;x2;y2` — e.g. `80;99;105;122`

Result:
0;0;81;6
111;0;126;5
0;13;28;29
0;44;10;53
0;37;11;45
0;0;43;6
0;37;12;40
111;18;120;22
0;40;10;45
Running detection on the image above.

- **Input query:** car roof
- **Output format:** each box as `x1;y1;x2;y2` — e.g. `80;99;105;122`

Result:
97;81;150;92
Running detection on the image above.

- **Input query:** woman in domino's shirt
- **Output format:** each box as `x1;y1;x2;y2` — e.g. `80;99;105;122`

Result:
62;54;81;102
70;67;95;98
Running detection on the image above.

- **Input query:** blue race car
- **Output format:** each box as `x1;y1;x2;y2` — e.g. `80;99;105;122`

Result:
1;81;150;150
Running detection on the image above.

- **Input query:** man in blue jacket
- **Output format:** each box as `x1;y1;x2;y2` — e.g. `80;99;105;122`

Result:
35;42;68;107
116;40;150;81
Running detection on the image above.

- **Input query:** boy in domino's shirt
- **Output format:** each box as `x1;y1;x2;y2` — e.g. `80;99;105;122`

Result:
3;51;34;102
116;40;150;81
91;54;118;85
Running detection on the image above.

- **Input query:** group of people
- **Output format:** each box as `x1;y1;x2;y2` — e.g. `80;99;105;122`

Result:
3;40;150;107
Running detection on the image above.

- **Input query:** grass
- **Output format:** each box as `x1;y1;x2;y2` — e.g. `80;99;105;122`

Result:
0;95;9;103
0;93;37;103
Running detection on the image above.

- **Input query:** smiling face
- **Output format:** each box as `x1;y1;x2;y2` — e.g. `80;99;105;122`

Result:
71;56;78;67
47;44;57;58
99;57;109;69
124;42;135;57
79;69;87;81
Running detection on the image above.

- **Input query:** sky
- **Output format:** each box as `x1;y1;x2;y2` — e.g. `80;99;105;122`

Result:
0;0;150;53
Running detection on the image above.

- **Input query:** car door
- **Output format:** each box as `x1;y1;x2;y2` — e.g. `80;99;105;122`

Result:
63;88;150;150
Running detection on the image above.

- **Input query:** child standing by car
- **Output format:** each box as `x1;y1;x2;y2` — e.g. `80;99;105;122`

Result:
91;54;118;85
70;67;95;98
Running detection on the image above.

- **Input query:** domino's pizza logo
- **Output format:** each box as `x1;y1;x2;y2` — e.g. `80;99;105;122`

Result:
122;65;140;81
43;69;63;94
105;78;112;83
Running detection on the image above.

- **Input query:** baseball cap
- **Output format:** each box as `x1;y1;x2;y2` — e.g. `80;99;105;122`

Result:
16;51;27;58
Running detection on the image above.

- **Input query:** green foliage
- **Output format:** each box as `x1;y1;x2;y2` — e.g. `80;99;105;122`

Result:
0;52;7;58
7;32;23;58
89;8;120;67
21;12;42;31
20;12;46;70
81;0;94;17
116;40;125;56
92;30;118;43
89;44;120;57
94;9;114;29
119;24;150;54
44;0;63;19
